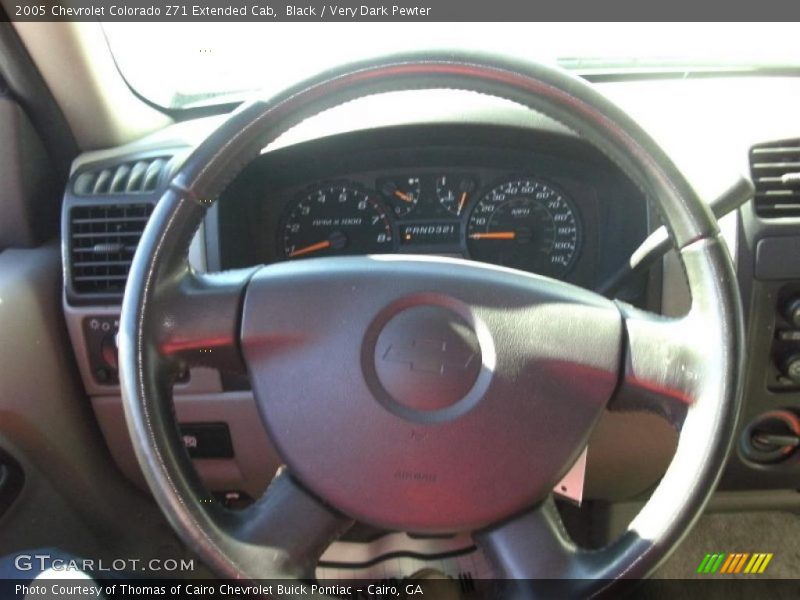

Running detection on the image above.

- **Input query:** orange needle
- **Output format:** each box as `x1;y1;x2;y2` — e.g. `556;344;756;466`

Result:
288;240;332;257
469;231;517;240
457;192;468;215
393;190;414;203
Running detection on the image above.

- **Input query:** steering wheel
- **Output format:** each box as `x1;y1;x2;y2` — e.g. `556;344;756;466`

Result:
118;52;744;596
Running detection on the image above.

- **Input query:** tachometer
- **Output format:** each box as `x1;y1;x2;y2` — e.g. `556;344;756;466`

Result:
466;178;580;276
281;184;394;259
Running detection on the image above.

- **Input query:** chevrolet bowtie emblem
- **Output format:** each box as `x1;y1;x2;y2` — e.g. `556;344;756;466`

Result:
382;339;477;375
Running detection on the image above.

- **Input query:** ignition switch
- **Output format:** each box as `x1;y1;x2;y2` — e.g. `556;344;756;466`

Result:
740;410;800;464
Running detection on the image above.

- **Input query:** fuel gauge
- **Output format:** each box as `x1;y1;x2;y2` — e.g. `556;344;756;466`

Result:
437;176;476;216
380;177;420;217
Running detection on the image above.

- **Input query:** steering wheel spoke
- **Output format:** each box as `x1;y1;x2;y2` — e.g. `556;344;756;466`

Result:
476;498;577;580
151;266;258;375
610;237;741;431
219;468;353;578
610;305;701;428
474;497;635;598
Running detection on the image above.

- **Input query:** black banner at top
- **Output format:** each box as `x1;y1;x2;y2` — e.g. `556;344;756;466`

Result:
4;0;800;21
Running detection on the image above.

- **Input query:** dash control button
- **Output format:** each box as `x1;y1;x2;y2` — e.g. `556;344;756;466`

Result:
179;423;234;459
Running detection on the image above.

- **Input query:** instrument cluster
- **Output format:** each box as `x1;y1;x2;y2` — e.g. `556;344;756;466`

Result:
279;173;582;278
215;125;649;292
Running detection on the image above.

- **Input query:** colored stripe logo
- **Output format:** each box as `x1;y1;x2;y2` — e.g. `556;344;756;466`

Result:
697;552;773;574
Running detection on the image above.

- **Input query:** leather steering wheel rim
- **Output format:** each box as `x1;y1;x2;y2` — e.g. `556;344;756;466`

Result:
118;52;744;596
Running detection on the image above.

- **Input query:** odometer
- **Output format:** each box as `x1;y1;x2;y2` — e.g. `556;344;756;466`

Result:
281;184;394;259
466;178;580;277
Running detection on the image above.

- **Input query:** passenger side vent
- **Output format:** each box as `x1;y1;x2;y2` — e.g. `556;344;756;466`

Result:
72;156;171;196
69;203;155;295
750;140;800;218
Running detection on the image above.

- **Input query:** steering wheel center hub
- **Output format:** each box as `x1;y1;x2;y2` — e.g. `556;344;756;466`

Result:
239;257;623;530
372;305;482;414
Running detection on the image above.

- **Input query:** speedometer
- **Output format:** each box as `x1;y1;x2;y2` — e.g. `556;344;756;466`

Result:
466;178;580;277
281;184;394;259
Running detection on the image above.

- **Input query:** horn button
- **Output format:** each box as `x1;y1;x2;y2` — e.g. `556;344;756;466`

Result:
372;305;483;415
241;257;622;532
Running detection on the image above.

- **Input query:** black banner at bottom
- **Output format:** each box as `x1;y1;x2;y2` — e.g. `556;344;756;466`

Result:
3;578;800;599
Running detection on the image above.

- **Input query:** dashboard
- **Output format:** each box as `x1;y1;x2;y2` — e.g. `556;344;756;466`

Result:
216;125;649;294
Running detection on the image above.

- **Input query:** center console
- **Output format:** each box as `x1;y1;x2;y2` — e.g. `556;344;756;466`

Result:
723;138;800;485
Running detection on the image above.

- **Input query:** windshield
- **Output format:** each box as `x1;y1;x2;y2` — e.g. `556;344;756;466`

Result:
102;22;800;110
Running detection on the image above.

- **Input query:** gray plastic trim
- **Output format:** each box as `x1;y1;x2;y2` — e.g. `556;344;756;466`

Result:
91;392;280;499
0;97;57;249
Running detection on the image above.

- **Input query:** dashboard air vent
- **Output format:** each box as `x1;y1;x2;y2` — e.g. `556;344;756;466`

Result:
72;156;170;196
69;203;154;295
750;140;800;218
